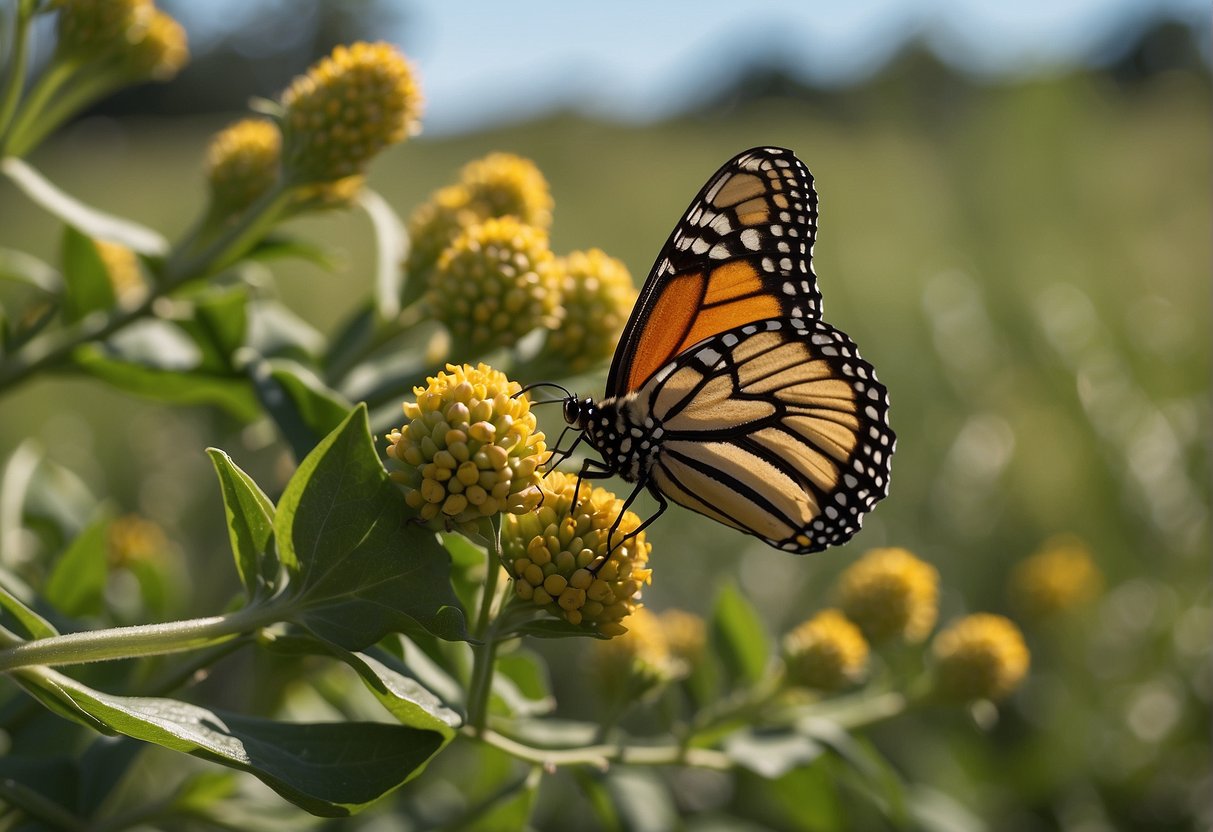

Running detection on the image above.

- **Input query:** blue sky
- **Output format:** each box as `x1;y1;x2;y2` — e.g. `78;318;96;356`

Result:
175;0;1210;135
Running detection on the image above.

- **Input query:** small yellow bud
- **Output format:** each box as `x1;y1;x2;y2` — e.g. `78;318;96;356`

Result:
1010;535;1103;618
837;547;939;643
544;249;636;373
932;614;1030;702
783;609;870;691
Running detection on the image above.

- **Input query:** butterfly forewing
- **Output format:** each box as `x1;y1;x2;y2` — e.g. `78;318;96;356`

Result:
640;318;894;554
607;147;824;398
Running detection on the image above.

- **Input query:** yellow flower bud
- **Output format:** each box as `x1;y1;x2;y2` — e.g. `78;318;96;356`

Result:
206;119;281;215
121;9;188;80
591;607;683;699
783;609;869;691
545;249;636;373
836;547;939;643
502;470;652;636
932;614;1030;702
93;240;143;304
280;41;422;183
54;0;153;62
1010;535;1103;619
385;364;545;529
426;217;561;354
107;513;168;568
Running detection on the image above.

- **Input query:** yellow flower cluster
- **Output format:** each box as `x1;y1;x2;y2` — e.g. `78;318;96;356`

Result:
659;608;707;668
205;119;281;214
426;217;561;354
107;514;168;568
405;153;555;282
280;42;422;183
836;547;939;643
385;364;546;527
54;0;152;60
54;0;187;80
590;607;684;698
783;609;870;692
1010;535;1103;618
932;614;1030;701
545;249;636;373
502;470;651;636
120;9;188;80
93;240;143;303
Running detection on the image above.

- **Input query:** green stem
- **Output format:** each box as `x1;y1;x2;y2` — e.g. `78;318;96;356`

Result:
466;517;504;736
164;185;293;281
2;58;81;157
474;727;732;770
6;68;127;158
0;2;35;148
0;604;279;672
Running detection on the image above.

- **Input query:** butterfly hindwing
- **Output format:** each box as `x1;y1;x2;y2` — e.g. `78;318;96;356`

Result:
607;147;823;398
640;317;893;554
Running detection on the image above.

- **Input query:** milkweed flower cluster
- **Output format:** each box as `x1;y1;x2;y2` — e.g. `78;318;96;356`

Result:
544;249;637;373
426;217;561;354
405;153;634;369
405;153;555;282
836;547;940;643
932;613;1030;702
501;470;652;637
1010;534;1103;618
280;41;422;184
783;608;870;692
385;364;546;528
54;0;187;79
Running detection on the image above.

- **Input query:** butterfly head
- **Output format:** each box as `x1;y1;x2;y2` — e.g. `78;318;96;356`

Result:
562;395;597;431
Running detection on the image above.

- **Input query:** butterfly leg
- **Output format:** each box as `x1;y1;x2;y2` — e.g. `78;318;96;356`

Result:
590;481;668;575
570;456;614;515
544;427;585;474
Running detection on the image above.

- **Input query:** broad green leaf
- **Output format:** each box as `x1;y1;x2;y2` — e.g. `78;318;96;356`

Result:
74;325;260;421
260;630;461;735
572;768;624;832
360;189;408;319
606;768;679;832
0;571;58;640
246;233;342;271
60;225;117;323
493;649;555;717
193;285;250;361
710;582;770;687
249;359;352;460
207;449;277;599
246;299;324;362
723;727;824;778
1;158;169;255
44;514;109;618
14;666;449;817
754;761;845;832
324;301;375;381
457;768;541;832
275;406;468;647
0;246;60;292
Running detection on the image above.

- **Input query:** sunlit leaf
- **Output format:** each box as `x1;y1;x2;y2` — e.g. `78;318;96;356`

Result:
14;665;448;817
59;225;117;323
710;582;769;687
360;189;409;319
275;406;468;648
44;514;109;618
723;727;824;778
207;449;277;599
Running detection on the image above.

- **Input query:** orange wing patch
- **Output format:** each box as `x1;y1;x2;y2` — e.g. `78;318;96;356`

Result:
712;173;766;207
625;271;704;392
703;260;765;304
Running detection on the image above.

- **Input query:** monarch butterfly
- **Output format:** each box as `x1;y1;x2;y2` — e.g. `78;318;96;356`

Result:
557;146;894;555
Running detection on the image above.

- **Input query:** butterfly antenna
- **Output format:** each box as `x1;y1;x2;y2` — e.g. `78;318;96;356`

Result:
515;381;573;401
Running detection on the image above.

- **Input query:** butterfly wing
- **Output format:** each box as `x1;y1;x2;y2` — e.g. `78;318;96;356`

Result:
606;146;823;399
639;317;894;554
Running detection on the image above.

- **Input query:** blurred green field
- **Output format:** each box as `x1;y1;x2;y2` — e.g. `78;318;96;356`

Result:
0;67;1208;829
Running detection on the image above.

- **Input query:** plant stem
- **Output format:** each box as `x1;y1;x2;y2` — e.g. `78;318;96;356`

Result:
466;517;504;735
0;1;35;148
0;604;280;672
474;727;733;771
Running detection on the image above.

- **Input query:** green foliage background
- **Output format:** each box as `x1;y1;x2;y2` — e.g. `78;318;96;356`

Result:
0;60;1208;829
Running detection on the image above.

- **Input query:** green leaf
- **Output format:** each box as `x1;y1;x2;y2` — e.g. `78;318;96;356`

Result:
246;299;324;362
1;158;168;256
60;225;117;323
493;649;554;717
0;574;58;639
360;189;408;319
14;665;449;817
44;514;110;618
193;284;250;360
800;717;907;824
606;768;679;832
262;632;461;735
275;406;468;648
907;785;989;832
246;233;342;271
456;768;541;832
723;727;824;778
248;358;353;460
324;301;376;381
207;449;277;600
0;246;60;292
74;323;260;421
710;582;770;687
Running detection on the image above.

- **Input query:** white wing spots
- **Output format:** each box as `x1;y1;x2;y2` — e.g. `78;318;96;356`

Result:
779;257;792;271
740;228;761;250
722;333;739;347
696;347;722;365
762;257;775;272
711;214;733;234
691;237;710;255
782;281;796;295
708;243;730;259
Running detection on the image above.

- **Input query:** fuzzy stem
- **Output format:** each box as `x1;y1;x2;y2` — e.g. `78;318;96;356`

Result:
466;517;504;736
0;604;280;672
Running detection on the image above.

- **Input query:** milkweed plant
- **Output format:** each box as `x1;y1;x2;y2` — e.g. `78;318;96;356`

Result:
0;4;1081;827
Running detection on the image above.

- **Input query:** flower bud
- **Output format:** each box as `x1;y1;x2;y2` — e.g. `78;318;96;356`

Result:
783;609;869;691
932;614;1030;702
1010;535;1102;618
545;249;636;373
836;547;939;643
